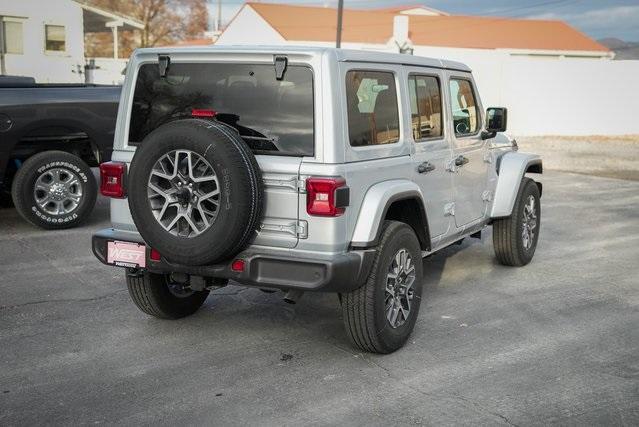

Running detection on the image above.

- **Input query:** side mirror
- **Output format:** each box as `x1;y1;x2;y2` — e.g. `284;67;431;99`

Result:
486;107;507;132
482;107;507;139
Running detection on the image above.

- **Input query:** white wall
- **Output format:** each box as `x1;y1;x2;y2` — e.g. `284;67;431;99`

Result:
411;46;639;136
0;0;85;83
90;58;127;85
501;58;639;136
216;6;286;45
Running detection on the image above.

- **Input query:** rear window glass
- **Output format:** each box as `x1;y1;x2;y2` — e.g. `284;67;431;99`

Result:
128;62;314;156
345;70;399;147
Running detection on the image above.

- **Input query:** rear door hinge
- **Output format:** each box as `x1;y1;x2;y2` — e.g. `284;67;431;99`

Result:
297;178;306;192
260;220;308;239
483;152;493;164
482;190;493;202
444;202;455;216
296;220;308;238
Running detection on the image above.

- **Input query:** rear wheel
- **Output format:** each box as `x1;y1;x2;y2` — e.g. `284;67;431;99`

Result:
493;177;541;266
11;151;97;229
126;271;210;319
341;221;423;354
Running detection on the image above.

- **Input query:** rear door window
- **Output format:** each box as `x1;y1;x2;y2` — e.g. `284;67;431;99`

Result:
346;70;400;147
408;75;443;140
129;62;314;156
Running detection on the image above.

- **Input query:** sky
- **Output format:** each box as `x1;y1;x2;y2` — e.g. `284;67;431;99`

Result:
207;0;639;41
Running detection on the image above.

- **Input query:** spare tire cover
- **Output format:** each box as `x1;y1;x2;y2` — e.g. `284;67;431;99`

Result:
127;119;263;266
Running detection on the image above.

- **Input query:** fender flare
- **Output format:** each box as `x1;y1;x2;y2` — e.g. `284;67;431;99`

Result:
351;179;429;248
491;152;542;218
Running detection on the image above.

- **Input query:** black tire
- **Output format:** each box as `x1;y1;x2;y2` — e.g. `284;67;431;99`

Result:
493;177;541;266
11;151;97;229
127;119;263;265
341;221;424;354
126;271;210;319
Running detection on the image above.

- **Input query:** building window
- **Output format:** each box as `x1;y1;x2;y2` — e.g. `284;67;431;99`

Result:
409;75;442;140
449;79;479;136
45;24;65;52
346;70;400;147
2;20;23;54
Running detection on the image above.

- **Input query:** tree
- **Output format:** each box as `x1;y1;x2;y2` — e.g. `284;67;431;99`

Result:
184;0;209;40
85;0;209;58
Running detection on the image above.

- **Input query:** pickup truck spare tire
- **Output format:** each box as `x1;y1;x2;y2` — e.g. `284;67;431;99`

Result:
127;119;263;266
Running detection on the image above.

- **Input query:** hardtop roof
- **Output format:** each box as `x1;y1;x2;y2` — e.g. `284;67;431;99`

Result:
133;45;472;73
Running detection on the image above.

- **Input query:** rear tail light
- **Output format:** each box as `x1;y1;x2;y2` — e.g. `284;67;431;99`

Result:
231;259;245;272
99;161;127;198
149;248;161;262
306;177;348;217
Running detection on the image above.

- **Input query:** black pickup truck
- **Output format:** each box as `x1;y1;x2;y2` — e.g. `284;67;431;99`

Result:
0;76;120;229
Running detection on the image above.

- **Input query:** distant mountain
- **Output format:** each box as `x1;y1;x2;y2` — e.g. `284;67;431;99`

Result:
598;38;639;60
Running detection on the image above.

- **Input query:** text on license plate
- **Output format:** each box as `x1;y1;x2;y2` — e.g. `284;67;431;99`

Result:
107;241;146;268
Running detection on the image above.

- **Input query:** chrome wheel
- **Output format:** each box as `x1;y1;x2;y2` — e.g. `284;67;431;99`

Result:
147;150;220;238
385;248;416;329
33;168;83;215
522;194;537;250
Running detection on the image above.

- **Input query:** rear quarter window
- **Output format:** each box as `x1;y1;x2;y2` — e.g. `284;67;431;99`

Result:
128;62;315;156
345;70;400;147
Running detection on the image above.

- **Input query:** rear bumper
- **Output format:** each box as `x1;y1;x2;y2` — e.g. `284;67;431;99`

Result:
92;228;375;293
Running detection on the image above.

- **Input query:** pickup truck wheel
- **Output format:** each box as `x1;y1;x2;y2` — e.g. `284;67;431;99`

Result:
341;221;423;354
493;177;541;266
126;271;210;319
11;151;97;229
127;119;263;266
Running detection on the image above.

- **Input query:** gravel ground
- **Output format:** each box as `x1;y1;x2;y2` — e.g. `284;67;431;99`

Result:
1;170;638;425
516;135;639;181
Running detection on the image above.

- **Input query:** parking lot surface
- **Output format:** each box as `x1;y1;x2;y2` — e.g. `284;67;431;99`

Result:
1;171;638;425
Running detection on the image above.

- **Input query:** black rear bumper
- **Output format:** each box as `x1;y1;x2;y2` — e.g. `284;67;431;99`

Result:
92;228;375;293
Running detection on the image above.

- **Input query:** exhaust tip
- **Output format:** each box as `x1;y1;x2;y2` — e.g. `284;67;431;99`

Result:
283;290;304;305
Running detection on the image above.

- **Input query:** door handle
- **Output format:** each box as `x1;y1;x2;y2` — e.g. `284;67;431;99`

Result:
454;155;469;167
417;161;436;174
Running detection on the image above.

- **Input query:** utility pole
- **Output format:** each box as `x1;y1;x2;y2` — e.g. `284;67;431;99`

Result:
336;0;343;48
216;0;222;32
0;19;6;75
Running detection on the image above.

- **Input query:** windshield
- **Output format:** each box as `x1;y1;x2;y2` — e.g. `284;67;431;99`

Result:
128;62;315;156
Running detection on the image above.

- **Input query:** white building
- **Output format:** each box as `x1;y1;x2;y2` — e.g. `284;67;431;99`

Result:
0;0;142;83
216;3;639;136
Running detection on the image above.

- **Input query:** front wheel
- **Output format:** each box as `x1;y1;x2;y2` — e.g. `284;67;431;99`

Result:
126;271;210;319
493;177;541;266
341;221;424;354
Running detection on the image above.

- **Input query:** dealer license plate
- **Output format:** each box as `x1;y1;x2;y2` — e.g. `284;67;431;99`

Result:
107;241;146;268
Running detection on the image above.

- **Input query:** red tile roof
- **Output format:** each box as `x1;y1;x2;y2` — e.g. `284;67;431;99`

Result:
245;3;609;52
166;38;214;47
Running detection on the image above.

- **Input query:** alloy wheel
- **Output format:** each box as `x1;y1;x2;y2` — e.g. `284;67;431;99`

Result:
522;194;537;250
147;150;220;238
385;248;416;328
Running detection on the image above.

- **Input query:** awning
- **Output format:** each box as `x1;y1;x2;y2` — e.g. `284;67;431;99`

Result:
77;2;144;33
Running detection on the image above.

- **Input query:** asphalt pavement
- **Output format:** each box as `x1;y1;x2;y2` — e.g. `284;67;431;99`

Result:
1;171;638;425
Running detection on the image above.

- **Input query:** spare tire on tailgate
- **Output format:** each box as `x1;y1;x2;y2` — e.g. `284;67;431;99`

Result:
127;119;263;266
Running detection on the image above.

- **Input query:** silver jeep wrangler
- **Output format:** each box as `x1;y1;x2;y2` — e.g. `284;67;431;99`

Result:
93;46;542;353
